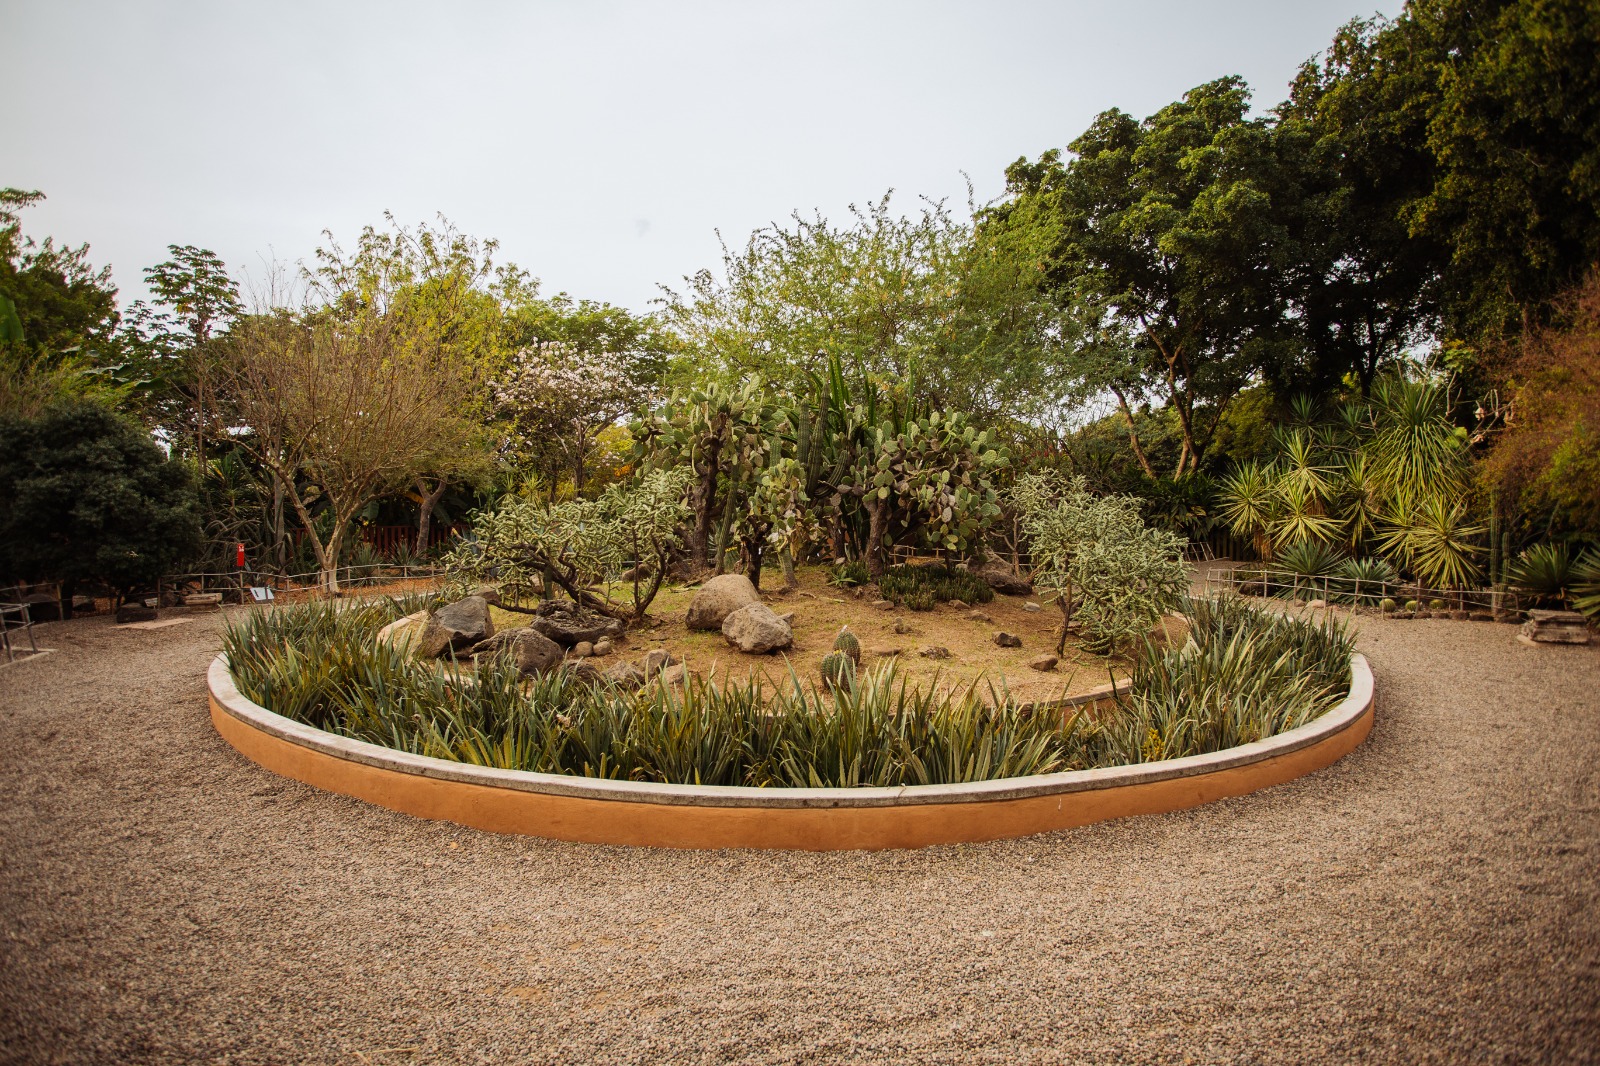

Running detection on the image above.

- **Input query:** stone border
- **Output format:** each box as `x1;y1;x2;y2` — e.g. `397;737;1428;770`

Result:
208;653;1374;850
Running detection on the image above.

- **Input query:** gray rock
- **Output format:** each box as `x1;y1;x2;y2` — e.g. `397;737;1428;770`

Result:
433;595;494;651
603;660;646;690
641;648;678;675
592;637;614;656
470;628;563;676
872;599;895;611
722;602;794;654
686;574;760;631
378;610;453;659
563;660;604;684
1028;655;1059;672
919;646;952;660
966;610;994;624
949;598;969;609
894;618;910;634
470;585;503;607
572;641;594;658
1023;602;1043;613
994;632;1022;648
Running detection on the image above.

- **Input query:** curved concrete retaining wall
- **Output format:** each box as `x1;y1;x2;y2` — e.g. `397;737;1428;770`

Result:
208;653;1375;851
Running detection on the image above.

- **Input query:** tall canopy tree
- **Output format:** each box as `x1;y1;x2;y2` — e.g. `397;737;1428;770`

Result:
995;78;1295;479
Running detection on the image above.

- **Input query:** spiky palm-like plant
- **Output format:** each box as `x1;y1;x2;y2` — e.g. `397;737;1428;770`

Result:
1376;492;1484;591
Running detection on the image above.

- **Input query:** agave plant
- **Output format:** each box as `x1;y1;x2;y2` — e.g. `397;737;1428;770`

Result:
1330;556;1401;604
1506;542;1577;607
1572;547;1600;622
1276;539;1345;578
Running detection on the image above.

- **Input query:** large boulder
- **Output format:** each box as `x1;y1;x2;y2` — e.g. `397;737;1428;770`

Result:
964;559;1034;597
528;600;624;647
721;602;794;654
470;628;563;676
377;610;453;659
686;574;760;631
433;595;494;651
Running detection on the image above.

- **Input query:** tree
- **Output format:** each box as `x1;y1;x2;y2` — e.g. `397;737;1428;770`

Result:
1013;473;1187;654
997;79;1295;479
493;341;649;498
0;400;200;610
1274;17;1442;397
120;246;242;461
0;189;121;362
1402;0;1600;339
449;468;693;620
659;192;1063;426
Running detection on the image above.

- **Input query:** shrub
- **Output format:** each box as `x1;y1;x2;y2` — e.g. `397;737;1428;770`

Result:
223;595;1356;787
827;559;870;588
875;564;993;609
0;400;201;603
1013;473;1188;655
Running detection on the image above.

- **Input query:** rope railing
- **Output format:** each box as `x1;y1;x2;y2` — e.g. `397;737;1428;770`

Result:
1200;564;1524;618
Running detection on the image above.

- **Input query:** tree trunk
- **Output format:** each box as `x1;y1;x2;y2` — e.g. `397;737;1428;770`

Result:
780;545;797;590
865;496;889;580
415;477;449;555
713;473;741;575
1110;387;1157;480
687;440;722;566
1055;582;1075;656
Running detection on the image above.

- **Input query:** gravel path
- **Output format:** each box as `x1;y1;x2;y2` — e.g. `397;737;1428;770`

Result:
2;609;1597;1065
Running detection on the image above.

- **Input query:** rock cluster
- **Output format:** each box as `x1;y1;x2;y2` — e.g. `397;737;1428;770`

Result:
686;574;760;630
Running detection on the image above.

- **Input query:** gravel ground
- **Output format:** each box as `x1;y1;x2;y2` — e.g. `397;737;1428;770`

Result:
1;608;1597;1065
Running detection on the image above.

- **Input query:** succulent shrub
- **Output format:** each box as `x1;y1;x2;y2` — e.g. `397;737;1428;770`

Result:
1013;473;1188;655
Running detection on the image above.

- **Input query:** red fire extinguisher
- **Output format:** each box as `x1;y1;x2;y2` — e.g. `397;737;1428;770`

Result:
236;542;246;569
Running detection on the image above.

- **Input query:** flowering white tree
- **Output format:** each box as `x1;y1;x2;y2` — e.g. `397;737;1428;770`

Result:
493;342;648;496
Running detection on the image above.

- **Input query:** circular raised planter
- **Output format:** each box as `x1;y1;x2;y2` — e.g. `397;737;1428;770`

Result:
208;653;1374;851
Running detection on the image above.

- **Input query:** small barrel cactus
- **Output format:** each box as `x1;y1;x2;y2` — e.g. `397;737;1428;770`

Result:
833;626;861;664
819;650;857;694
1379;598;1397;613
1428;598;1447;611
1404;599;1420;612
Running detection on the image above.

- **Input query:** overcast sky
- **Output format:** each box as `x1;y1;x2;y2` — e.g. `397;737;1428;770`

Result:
7;0;1400;315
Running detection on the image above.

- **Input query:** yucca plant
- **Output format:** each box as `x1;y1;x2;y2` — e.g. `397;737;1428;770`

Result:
1376;491;1484;591
1268;479;1342;551
1218;461;1277;556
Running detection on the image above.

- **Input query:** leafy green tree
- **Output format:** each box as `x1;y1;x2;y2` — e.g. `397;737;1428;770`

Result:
660;192;1063;426
997;79;1295;479
1275;17;1442;396
0;400;201;608
1402;0;1600;338
120;245;242;461
1013;472;1188;654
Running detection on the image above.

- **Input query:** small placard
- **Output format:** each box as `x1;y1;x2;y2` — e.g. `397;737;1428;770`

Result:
250;586;275;602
